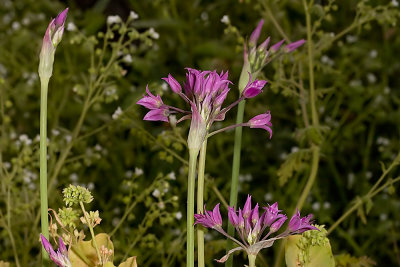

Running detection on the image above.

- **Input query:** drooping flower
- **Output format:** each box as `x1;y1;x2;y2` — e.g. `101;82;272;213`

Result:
247;111;273;138
137;68;271;151
242;73;268;99
40;234;72;267
39;8;68;80
194;196;318;263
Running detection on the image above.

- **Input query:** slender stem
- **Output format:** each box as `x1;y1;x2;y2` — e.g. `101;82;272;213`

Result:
79;201;102;265
211;185;229;209
248;254;257;267
197;139;208;267
225;99;246;267
295;146;320;210
207;123;247;138
40;77;50;267
187;149;199;267
275;2;320;266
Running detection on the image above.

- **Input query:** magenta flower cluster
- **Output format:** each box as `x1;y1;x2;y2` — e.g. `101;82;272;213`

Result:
40;234;72;267
194;195;318;262
137;68;273;148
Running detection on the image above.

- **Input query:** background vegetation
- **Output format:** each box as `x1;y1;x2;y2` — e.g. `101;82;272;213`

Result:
0;0;399;266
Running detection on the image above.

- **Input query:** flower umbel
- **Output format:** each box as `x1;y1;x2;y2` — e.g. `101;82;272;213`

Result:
40;234;72;267
194;195;318;263
137;68;271;151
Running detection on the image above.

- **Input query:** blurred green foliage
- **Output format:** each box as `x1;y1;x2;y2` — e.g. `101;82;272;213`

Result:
0;0;400;266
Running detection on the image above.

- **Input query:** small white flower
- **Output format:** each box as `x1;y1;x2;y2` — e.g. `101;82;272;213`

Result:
94;144;102;151
52;129;60;136
264;192;273;202
123;54;133;63
346;35;357;43
152;189;161;198
380;213;388;221
135;167;144;176
125;170;133;178
67;22;77;31
12;21;20;30
221;15;230;24
175;211;182;220
291;146;299;153
392;0;399;7
367;73;377;84
69;173;78;182
369;50;378;58
312;202;321;211
201;12;208;21
88;182;95;190
157;202;165;209
22;17;30;25
323;202;331;209
112;107;123;120
3;162;11;169
161;82;169;91
65;135;72;143
148;28;159;39
19;134;32;145
167;172;176;180
129;11;139;20
107;15;122;25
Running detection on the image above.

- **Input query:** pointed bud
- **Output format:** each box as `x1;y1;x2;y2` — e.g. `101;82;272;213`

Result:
270;215;287;233
248;111;272;139
249;19;264;47
228;206;239;227
243;195;252;219
39;8;68;80
270;39;285;53
162;74;182;93
285;39;306;53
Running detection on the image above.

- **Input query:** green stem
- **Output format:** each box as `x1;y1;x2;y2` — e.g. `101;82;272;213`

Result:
275;1;320;266
187;149;199;267
197;138;208;267
225;99;246;267
40;77;50;267
79;201;102;265
248;254;257;267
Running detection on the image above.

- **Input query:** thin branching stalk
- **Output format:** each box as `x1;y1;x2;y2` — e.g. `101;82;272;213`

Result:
79;201;102;265
197;138;208;267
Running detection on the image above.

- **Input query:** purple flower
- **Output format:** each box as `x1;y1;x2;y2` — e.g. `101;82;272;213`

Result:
40;234;72;267
285;39;306;52
195;196;319;263
143;108;169;122
137;85;164;109
269;215;287;233
138;68;268;150
194;203;223;228
263;202;284;226
247;111;273;138
288;210;319;234
242;73;268;98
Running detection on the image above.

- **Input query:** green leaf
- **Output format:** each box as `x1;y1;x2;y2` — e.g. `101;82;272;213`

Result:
118;256;138;267
285;226;335;267
69;233;114;267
